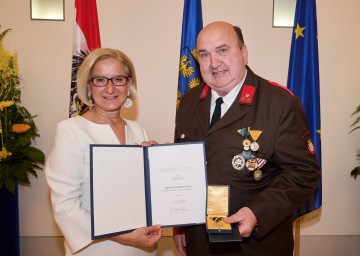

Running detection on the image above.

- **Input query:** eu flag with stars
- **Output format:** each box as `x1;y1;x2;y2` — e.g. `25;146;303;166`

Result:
287;0;322;219
177;0;203;107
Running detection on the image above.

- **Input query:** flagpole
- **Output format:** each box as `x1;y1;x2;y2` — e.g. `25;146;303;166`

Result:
293;218;300;256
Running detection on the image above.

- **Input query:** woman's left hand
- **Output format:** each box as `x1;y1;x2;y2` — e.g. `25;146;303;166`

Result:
110;225;163;248
140;140;158;147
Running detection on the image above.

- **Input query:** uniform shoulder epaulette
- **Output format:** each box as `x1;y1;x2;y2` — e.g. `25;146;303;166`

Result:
268;80;294;96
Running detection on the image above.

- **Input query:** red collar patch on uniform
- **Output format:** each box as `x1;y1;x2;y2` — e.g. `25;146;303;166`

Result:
200;84;209;99
268;80;294;96
238;84;256;104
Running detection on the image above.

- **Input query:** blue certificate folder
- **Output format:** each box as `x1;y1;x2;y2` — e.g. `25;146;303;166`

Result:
90;142;207;239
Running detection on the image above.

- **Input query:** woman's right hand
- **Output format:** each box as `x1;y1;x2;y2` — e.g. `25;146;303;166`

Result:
110;225;162;248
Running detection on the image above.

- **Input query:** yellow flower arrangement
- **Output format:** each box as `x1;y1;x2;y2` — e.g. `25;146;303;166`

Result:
0;26;45;193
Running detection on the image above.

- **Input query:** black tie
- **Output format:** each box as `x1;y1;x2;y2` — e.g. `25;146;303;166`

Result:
210;97;224;128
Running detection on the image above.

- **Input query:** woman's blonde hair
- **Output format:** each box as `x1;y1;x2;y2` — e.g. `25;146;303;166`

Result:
76;48;137;107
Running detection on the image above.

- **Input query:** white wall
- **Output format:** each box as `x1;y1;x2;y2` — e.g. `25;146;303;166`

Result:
0;0;359;238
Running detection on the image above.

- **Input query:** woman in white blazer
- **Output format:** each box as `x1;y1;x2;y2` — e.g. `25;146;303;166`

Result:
45;48;162;256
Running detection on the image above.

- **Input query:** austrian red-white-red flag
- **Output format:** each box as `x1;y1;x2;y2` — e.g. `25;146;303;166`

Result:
69;0;101;117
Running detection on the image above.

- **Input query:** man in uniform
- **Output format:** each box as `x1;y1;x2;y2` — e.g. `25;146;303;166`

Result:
173;21;320;256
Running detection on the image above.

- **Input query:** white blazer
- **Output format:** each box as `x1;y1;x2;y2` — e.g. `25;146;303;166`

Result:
45;116;156;256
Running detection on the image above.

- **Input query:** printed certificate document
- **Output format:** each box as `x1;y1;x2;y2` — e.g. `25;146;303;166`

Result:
90;142;207;239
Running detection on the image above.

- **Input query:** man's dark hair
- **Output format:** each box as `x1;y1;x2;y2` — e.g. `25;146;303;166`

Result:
233;26;245;47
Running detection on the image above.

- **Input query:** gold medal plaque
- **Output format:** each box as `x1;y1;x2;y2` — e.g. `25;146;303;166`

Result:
206;185;232;233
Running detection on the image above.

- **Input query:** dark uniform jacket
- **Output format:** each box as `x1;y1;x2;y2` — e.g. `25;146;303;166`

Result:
174;67;321;256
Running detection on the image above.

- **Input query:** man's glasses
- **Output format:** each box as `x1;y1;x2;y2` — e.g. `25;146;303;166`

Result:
90;76;129;87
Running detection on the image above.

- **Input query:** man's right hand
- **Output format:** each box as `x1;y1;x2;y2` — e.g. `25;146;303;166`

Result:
173;227;187;256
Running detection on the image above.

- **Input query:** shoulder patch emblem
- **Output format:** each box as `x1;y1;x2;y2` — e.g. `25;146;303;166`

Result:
301;130;316;155
307;139;316;155
268;80;294;96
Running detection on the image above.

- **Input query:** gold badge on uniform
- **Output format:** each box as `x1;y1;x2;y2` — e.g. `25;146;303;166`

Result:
242;139;251;150
253;169;263;181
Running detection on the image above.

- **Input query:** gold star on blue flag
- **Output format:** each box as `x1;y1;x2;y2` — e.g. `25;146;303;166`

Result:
294;23;305;39
287;0;322;219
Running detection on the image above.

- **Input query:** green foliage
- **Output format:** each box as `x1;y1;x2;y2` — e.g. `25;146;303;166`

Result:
0;26;45;193
349;104;360;179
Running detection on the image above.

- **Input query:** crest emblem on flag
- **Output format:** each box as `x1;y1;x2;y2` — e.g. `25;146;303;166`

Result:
70;50;89;116
178;47;202;103
69;0;101;117
177;0;203;108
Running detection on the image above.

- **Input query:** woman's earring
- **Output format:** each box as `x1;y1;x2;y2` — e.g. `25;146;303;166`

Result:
88;90;93;105
123;90;132;108
124;97;133;108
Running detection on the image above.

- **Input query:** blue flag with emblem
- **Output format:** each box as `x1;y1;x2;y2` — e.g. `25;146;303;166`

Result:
287;0;322;219
177;0;203;107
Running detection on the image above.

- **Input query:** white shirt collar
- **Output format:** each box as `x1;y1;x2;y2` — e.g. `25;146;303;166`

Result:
210;70;248;110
